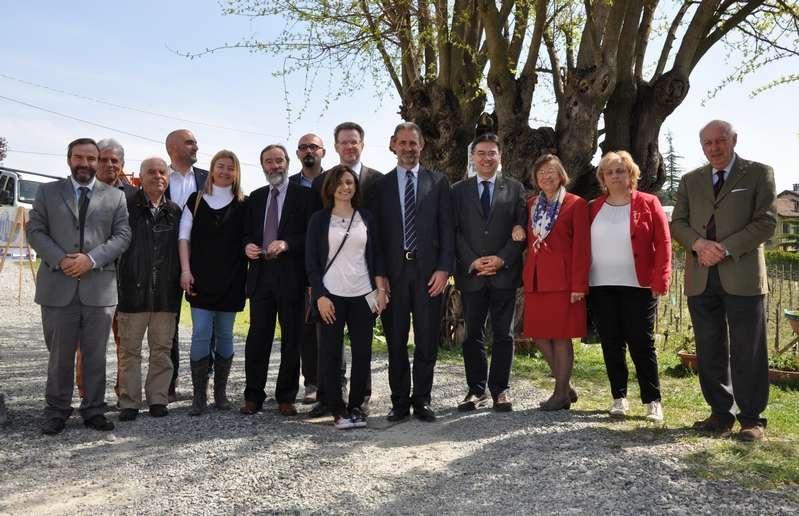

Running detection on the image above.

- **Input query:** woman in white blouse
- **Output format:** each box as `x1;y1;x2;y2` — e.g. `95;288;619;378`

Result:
588;151;672;422
178;150;247;416
305;166;388;430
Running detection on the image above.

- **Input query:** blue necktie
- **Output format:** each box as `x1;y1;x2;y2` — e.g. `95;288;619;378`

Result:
404;170;416;251
480;180;491;218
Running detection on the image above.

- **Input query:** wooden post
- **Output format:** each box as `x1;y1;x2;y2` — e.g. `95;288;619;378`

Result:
0;206;36;304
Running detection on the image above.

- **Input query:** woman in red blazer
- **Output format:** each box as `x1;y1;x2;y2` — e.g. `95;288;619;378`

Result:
588;151;671;423
519;154;590;411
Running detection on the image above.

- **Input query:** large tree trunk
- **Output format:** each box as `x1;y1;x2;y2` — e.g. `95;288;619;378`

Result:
603;71;690;193
400;81;486;183
555;65;617;198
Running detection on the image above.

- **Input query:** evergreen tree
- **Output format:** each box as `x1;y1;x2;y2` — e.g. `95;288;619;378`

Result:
661;131;683;205
0;137;7;163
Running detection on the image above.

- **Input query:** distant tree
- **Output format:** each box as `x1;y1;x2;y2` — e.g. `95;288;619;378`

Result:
0;136;7;163
660;131;683;205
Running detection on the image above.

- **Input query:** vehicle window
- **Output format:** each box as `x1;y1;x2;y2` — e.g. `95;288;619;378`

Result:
18;179;39;204
1;177;14;205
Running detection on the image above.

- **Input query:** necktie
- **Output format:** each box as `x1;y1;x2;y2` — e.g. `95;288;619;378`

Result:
480;180;491;218
713;169;725;197
403;170;416;251
78;186;89;252
706;170;725;241
263;187;279;249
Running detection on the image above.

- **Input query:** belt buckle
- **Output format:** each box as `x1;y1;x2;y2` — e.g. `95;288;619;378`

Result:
404;251;415;261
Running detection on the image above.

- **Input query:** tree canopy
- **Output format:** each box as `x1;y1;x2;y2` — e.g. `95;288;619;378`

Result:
208;0;799;195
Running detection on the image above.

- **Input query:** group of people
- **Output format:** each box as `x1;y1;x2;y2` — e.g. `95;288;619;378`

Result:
25;118;776;442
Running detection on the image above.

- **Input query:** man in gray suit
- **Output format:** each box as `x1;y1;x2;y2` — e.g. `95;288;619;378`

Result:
671;120;776;442
27;138;131;435
451;133;527;413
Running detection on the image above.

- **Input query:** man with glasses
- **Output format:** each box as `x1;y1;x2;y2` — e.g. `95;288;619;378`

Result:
289;134;326;404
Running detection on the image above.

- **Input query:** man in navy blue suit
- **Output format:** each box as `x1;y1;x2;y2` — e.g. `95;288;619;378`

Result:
371;122;454;422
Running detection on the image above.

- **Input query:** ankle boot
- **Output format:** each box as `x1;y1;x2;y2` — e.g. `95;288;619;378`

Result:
213;354;233;410
189;357;210;416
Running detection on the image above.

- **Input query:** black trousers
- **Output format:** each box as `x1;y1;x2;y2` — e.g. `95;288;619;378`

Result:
589;286;660;403
300;319;318;388
461;286;516;398
243;291;304;405
319;294;374;416
687;267;768;426
381;260;441;409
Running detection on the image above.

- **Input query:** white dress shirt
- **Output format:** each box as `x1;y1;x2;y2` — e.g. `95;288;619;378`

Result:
169;166;197;208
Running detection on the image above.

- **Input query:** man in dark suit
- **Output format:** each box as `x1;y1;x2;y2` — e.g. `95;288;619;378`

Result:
27;138;132;434
671;120;776;441
164;129;210;402
372;122;454;422
240;144;315;416
451;133;527;413
289;133;326;404
308;122;383;417
311;122;382;208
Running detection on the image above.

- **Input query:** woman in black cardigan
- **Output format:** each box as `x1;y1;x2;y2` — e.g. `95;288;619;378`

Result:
305;166;388;430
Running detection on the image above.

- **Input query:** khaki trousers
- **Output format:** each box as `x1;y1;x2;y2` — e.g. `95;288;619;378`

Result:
116;312;176;408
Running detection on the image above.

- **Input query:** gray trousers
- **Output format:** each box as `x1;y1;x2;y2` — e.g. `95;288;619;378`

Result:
687;267;769;426
41;296;115;420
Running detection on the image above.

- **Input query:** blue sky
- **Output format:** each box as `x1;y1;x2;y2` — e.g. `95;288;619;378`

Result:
1;1;796;194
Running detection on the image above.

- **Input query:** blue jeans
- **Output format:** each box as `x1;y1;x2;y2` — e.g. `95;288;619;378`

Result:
190;308;235;361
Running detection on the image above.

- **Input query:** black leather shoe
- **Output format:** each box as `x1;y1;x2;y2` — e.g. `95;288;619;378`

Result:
412;404;436;422
84;414;115;431
386;407;410;422
308;402;330;418
149;405;168;418
41;417;65;435
119;408;139;421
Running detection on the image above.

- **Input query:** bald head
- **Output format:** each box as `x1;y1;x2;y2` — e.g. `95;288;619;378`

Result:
165;129;198;171
296;132;326;176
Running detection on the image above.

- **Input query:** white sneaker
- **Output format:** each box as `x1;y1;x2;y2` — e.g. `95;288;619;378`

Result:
609;398;629;418
645;401;664;423
334;415;355;430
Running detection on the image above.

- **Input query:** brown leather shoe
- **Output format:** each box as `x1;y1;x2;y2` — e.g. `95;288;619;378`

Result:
692;414;734;435
493;391;512;412
239;400;260;415
739;422;765;442
278;402;297;416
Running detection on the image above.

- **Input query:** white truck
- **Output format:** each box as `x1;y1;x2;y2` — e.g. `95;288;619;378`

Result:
0;167;60;258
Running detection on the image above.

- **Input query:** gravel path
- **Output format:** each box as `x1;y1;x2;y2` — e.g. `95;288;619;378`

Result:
0;263;796;515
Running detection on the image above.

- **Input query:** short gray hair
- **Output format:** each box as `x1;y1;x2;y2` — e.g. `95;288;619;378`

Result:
97;138;125;163
139;156;168;174
699;120;737;141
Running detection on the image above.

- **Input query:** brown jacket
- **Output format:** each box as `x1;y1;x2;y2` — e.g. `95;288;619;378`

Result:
670;155;776;296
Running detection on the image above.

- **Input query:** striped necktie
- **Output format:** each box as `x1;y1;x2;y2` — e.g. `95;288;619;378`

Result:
403;170;416;251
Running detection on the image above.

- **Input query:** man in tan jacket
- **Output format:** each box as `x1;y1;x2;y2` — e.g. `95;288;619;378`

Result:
671;120;776;442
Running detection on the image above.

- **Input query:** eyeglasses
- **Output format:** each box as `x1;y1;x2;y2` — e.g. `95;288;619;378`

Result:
298;144;322;152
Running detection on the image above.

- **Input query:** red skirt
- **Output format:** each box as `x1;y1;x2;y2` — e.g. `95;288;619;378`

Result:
523;291;586;339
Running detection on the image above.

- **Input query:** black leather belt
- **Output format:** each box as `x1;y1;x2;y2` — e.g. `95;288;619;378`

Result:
404;250;416;261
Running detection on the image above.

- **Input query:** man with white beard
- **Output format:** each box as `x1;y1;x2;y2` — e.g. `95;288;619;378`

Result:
239;144;316;416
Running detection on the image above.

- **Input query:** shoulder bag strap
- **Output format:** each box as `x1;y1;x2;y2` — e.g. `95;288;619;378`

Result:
323;211;356;276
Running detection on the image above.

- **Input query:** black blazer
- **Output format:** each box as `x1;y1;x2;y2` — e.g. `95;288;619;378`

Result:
305;209;385;303
165;167;208;203
371;166;454;280
243;183;315;300
310;164;383;211
451;175;527;292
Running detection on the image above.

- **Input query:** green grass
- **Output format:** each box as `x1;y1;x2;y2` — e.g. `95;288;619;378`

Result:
179;298;277;339
439;337;799;491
